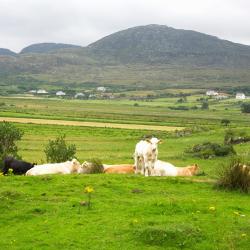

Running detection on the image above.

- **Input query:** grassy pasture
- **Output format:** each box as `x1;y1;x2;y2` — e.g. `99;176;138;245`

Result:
1;96;250;127
0;95;250;249
0;174;249;250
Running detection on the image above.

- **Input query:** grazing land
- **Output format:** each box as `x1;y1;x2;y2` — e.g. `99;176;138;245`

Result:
0;94;250;249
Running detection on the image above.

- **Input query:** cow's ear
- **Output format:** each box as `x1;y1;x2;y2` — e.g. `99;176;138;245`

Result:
146;138;151;143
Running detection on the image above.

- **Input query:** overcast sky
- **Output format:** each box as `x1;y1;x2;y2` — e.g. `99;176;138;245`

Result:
1;0;250;52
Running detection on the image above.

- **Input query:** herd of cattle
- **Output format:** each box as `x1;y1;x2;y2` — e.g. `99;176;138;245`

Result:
1;137;200;177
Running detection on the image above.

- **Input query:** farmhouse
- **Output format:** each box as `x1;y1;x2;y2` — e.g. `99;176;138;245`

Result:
97;86;106;92
206;90;218;96
236;92;246;100
56;91;66;96
75;92;85;99
28;90;37;94
37;89;48;94
215;92;229;100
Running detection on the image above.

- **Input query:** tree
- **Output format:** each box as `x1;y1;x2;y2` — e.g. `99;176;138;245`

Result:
221;119;230;126
44;135;76;163
241;103;250;113
201;102;209;110
0;122;23;169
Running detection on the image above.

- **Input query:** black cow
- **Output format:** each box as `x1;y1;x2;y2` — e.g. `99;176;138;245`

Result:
3;156;35;175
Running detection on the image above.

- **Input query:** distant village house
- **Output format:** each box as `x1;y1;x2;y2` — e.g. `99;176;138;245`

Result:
37;89;48;94
97;86;106;92
236;93;246;100
75;92;85;99
206;90;218;96
56;91;66;96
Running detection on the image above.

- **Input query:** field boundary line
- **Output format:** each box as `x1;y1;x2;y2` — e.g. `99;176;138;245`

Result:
0;116;183;131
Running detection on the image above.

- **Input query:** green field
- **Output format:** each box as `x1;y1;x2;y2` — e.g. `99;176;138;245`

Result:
0;95;250;249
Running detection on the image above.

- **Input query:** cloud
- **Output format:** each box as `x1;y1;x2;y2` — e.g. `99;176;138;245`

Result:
0;0;250;52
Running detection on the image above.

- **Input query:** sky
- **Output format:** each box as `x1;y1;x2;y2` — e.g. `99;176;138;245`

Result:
0;0;250;52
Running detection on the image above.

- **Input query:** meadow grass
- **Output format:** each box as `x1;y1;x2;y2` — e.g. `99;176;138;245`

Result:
0;95;250;249
0;174;249;250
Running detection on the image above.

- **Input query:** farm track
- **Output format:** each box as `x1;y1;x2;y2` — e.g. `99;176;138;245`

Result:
0;116;183;131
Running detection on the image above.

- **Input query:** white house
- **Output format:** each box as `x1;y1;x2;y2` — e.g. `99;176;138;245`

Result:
56;91;66;96
236;93;246;100
28;90;37;94
206;90;218;96
75;92;85;99
97;86;106;92
37;89;48;94
215;92;229;100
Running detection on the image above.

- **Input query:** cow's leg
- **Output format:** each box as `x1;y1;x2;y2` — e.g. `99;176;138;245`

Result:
144;161;150;177
2;166;8;175
134;154;140;174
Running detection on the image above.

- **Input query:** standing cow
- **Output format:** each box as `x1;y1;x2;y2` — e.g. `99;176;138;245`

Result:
2;156;35;175
134;137;161;176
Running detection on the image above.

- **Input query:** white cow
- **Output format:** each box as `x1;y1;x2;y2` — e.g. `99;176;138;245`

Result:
26;159;83;176
152;160;199;177
134;137;161;176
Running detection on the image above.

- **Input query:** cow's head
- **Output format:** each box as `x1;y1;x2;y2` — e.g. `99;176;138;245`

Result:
71;159;82;172
187;164;200;175
146;137;162;151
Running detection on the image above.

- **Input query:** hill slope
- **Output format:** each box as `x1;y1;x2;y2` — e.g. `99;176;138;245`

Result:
1;25;250;90
0;48;17;56
20;43;83;54
88;24;250;66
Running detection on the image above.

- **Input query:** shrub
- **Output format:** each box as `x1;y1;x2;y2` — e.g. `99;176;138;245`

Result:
169;106;189;111
224;129;250;145
0;122;23;169
185;142;235;159
216;158;250;193
44;135;76;163
201;102;209;110
221;119;230;126
241;103;250;113
82;159;104;173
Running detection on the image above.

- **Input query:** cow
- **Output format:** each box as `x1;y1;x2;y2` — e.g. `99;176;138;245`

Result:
26;159;83;176
134;137;161;176
2;156;35;175
152;160;200;177
103;164;135;174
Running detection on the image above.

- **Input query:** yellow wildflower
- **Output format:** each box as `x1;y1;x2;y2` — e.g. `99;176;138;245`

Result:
241;233;247;237
84;186;94;193
233;211;240;216
209;206;216;211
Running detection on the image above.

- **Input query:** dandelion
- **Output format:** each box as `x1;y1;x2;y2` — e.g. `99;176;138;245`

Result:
84;186;94;209
209;206;216;211
241;233;247;237
84;186;94;193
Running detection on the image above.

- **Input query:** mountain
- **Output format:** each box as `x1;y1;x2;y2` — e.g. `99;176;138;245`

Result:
20;43;82;54
0;48;17;56
88;24;250;66
1;25;250;91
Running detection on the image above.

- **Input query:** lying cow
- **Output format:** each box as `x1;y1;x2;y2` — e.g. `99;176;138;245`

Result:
26;159;83;176
2;156;35;175
103;164;135;174
134;137;161;176
152;160;199;177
